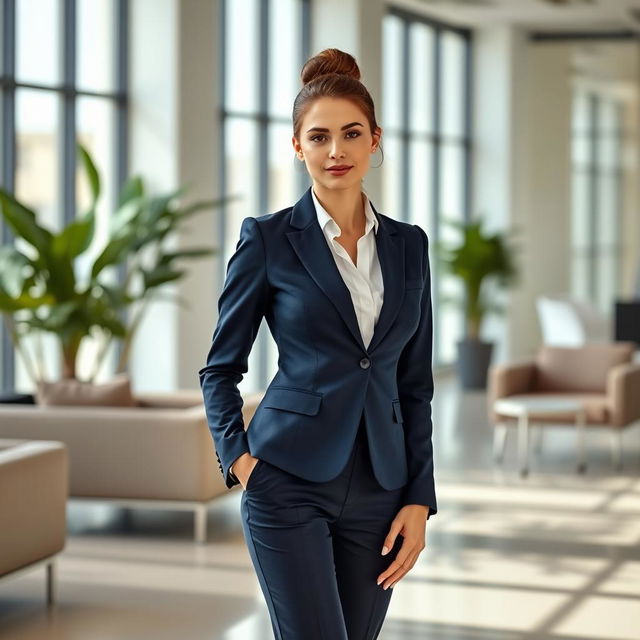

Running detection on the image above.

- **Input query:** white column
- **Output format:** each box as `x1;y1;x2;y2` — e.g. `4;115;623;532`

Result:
312;0;385;205
129;0;220;392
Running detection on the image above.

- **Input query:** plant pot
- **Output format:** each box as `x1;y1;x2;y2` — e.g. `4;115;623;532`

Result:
456;338;494;390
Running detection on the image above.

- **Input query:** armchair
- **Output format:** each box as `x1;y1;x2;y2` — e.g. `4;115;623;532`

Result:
488;342;640;470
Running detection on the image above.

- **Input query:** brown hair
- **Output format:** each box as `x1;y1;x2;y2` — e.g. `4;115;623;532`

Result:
293;48;383;166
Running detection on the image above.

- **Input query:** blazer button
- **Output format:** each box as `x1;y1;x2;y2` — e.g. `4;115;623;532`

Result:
359;357;370;369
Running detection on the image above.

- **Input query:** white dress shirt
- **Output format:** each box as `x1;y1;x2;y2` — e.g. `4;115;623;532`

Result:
311;187;384;349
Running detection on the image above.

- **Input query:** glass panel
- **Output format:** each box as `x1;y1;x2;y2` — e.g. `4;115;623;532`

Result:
571;170;590;248
16;0;60;85
75;96;117;381
381;133;402;220
595;251;617;312
77;0;116;93
598;134;619;170
438;143;464;231
15;89;60;230
14;88;61;390
571;134;590;167
269;0;300;118
438;273;463;364
224;117;260;392
439;31;465;139
224;118;260;264
382;15;403;131
225;0;259;114
408;138;433;231
571;253;590;301
596;172;619;247
597;98;617;135
75;96;116;283
409;22;434;135
571;91;590;134
268;122;297;214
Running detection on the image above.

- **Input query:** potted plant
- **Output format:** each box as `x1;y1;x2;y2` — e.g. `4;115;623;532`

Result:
436;218;518;389
0;142;233;398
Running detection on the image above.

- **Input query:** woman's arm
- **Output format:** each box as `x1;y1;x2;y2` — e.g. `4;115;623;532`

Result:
396;225;437;519
198;216;269;488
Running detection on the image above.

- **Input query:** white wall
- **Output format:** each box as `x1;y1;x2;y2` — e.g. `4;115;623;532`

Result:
312;0;385;204
474;32;574;361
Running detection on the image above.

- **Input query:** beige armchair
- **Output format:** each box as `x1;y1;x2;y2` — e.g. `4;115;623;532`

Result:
488;342;640;470
0;439;68;605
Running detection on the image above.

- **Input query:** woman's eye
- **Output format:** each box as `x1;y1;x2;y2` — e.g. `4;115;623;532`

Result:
310;131;361;143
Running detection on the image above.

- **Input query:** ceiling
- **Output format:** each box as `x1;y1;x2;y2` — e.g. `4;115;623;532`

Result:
392;0;640;33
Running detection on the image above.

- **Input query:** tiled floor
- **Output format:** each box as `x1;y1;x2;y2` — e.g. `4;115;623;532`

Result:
1;376;639;640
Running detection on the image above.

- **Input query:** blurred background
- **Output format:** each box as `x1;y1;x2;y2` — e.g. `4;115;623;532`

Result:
0;1;639;639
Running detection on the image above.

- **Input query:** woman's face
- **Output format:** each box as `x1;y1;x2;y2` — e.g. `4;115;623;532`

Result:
292;96;381;192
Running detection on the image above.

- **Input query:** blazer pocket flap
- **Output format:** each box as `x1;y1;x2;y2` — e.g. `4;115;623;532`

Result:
263;387;323;416
405;278;424;290
392;399;404;423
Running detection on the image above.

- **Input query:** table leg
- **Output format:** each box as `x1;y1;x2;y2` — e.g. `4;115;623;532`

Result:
518;412;529;477
493;423;508;463
576;408;586;473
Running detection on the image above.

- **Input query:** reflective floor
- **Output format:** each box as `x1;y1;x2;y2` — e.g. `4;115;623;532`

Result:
1;376;639;640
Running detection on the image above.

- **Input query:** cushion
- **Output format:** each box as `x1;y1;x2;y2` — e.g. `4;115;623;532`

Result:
35;374;139;407
534;343;635;393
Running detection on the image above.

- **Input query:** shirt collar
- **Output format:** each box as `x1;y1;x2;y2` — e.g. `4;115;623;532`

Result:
311;187;379;238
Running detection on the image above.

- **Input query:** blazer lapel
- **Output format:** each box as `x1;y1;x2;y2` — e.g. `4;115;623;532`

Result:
287;186;405;354
368;202;404;353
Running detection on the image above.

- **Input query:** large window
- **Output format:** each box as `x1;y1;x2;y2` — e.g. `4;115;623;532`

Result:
0;0;129;392
219;0;311;392
571;90;623;312
382;8;472;366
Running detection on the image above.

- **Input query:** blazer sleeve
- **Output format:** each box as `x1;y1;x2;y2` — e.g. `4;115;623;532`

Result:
198;216;269;489
397;224;437;519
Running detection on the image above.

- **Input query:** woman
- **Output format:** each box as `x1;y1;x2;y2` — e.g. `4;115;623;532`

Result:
198;48;437;640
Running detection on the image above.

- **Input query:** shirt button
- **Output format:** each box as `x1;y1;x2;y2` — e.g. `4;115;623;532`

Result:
359;357;370;369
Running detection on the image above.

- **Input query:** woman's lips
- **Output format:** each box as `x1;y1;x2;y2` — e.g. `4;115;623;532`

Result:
327;166;352;176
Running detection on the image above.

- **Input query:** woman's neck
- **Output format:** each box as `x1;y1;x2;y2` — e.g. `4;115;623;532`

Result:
312;184;365;235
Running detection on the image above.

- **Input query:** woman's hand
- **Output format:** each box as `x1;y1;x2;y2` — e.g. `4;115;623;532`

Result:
231;453;261;490
376;504;429;589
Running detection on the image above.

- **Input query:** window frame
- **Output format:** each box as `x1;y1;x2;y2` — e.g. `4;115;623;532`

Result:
0;0;130;392
384;7;473;367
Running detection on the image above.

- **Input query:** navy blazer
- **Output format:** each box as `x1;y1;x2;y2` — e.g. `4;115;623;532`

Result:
198;185;437;517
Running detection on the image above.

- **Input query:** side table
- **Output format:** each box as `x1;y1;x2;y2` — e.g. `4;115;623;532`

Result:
493;395;587;477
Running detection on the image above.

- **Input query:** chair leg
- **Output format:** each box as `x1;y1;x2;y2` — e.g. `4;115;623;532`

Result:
194;504;208;544
576;409;587;473
518;414;530;477
493;423;508;463
533;424;544;455
610;430;623;471
46;558;56;606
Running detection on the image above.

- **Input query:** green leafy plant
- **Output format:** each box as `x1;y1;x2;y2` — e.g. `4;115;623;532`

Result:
0;142;232;383
435;218;519;341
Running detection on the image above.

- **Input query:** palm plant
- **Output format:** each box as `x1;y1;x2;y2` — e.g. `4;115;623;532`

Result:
0;142;230;383
436;218;518;340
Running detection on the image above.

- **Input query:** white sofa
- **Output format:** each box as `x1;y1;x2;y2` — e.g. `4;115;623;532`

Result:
0;390;264;543
0;438;68;604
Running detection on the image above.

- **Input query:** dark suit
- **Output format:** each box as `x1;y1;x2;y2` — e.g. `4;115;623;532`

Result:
198;185;437;639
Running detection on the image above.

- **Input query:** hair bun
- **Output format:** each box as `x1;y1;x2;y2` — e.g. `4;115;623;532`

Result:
301;48;361;86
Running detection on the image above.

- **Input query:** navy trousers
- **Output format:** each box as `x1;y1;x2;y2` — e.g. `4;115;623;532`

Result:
240;413;406;640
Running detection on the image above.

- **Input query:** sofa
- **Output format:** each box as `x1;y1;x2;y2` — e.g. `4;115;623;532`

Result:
0;438;68;604
0;389;264;543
